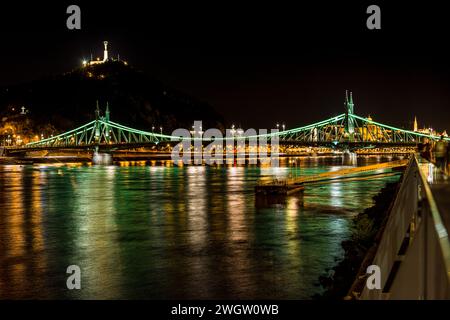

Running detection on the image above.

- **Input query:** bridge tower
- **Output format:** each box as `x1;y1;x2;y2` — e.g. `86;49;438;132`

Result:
344;90;355;141
92;101;113;164
105;102;110;122
105;102;110;143
95;101;101;142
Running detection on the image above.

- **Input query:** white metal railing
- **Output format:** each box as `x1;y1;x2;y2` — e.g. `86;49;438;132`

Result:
359;155;450;299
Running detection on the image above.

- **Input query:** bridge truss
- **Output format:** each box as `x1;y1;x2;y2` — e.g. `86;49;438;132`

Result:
25;106;173;150
20;94;449;151
257;113;448;145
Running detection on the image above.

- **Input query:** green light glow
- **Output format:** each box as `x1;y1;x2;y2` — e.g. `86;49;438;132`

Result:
104;120;174;139
26;121;96;146
24;111;448;148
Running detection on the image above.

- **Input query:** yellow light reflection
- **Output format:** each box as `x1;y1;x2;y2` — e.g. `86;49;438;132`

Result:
186;166;207;247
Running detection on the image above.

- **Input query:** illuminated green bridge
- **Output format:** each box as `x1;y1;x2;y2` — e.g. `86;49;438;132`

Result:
7;92;449;154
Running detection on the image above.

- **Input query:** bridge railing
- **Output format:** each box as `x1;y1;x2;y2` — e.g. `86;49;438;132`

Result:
359;155;450;299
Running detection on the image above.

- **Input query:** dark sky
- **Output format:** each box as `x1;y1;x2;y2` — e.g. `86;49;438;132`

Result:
1;2;450;131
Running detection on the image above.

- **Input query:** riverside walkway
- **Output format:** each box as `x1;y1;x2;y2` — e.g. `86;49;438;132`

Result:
349;155;450;299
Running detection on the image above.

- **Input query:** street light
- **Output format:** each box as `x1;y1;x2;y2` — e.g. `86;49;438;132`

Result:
276;123;279;130
282;124;285;131
160;127;163;135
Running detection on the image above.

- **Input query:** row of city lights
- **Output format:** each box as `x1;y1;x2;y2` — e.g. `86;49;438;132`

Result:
189;123;287;135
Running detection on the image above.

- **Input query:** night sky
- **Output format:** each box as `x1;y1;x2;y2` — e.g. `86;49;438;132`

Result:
1;2;450;131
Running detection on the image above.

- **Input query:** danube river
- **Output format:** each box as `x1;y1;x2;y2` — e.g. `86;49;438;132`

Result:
0;155;403;299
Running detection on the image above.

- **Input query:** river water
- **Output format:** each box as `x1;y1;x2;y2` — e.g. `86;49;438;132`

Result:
0;155;403;299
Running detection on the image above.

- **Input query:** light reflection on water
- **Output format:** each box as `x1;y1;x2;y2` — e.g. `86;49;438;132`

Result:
0;156;402;299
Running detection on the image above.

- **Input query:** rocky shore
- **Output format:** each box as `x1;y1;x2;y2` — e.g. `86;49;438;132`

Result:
314;178;402;299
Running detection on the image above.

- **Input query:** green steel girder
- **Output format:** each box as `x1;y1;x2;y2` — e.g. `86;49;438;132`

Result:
22;109;448;150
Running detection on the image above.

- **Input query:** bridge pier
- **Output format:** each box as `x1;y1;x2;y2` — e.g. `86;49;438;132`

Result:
92;151;113;165
342;150;357;166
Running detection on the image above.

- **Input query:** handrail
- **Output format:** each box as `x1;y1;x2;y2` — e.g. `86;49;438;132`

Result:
414;155;450;289
357;155;450;299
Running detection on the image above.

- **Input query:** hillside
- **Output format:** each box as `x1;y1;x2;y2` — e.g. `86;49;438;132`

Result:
0;61;224;140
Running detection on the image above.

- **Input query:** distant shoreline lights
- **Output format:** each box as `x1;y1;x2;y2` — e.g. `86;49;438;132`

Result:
171;121;279;166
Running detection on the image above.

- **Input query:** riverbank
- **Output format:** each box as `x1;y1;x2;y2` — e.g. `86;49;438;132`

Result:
314;177;403;299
